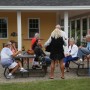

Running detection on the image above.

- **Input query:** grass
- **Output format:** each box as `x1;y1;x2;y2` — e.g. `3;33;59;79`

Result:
0;78;90;90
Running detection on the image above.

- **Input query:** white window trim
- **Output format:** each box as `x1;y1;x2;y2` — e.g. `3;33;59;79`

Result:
28;18;40;39
0;17;8;39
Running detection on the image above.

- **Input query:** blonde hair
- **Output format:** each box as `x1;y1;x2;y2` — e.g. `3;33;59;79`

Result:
51;28;61;39
69;37;75;42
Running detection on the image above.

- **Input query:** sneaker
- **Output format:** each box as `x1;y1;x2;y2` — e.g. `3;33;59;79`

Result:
6;75;15;79
75;59;84;64
32;65;36;69
20;69;28;72
64;68;69;72
35;65;40;68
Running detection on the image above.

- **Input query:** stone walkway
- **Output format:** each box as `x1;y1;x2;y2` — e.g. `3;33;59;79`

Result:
0;62;90;83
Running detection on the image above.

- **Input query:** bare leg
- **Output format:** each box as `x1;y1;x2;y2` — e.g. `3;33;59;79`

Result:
56;60;59;66
16;60;23;68
10;64;19;74
50;60;55;78
59;59;65;78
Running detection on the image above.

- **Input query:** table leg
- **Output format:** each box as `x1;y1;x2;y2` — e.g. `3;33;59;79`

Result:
27;58;30;77
87;59;89;69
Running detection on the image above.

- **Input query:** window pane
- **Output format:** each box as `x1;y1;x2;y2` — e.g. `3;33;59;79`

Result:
2;29;7;33
29;19;39;38
76;19;81;46
83;18;87;30
0;18;7;38
71;21;75;29
0;24;1;28
2;23;7;28
82;18;87;37
35;19;38;23
2;19;7;24
71;21;75;38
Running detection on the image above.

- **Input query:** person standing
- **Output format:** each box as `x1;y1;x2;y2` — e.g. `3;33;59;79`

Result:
44;27;65;79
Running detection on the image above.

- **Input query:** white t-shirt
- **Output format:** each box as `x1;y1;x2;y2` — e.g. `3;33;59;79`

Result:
1;47;13;59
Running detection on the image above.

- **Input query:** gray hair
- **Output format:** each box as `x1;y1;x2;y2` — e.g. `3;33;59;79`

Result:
4;41;12;47
34;33;39;38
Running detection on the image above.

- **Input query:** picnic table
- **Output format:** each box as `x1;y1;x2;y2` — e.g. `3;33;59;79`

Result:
15;54;36;77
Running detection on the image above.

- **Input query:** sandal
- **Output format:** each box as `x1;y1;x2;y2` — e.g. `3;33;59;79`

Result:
61;77;65;79
49;77;54;79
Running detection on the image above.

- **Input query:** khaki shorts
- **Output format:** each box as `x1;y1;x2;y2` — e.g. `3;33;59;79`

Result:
8;62;18;69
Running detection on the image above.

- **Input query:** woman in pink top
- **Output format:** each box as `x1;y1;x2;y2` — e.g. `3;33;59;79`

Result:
10;40;28;72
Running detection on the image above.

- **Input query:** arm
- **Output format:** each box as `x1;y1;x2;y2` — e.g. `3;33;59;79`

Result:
12;51;21;57
44;36;52;47
6;48;21;57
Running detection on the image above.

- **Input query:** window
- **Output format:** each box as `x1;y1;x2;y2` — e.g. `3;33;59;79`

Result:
0;18;7;38
76;19;81;46
28;18;39;38
82;18;87;37
71;20;75;39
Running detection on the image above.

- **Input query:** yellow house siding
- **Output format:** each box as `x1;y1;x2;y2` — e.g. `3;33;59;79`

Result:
22;12;56;50
0;12;17;50
0;12;56;50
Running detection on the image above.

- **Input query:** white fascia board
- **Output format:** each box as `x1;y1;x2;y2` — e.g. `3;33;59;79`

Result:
0;6;90;10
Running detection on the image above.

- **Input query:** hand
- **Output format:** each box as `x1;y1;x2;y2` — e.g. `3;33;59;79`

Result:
17;50;22;54
65;54;69;57
79;46;82;48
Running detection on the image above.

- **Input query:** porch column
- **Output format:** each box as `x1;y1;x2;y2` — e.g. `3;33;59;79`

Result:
70;21;71;38
17;11;22;50
80;18;83;43
56;12;60;24
87;17;89;34
64;11;68;52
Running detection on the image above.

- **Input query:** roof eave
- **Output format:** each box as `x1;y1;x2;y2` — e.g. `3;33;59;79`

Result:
0;6;90;10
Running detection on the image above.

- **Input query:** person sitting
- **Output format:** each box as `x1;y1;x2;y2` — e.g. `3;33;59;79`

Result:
77;34;90;61
32;40;51;69
30;33;40;67
64;38;78;72
0;41;27;79
10;40;28;72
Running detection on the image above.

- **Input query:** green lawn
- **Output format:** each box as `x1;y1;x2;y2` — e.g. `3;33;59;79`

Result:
0;78;90;90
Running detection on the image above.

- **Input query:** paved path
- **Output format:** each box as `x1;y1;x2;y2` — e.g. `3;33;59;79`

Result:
0;62;89;83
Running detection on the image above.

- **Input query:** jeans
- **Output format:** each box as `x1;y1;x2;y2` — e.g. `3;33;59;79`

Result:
77;48;90;59
64;56;78;67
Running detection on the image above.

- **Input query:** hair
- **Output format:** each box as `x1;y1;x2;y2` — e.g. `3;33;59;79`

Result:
51;28;61;39
10;40;16;44
4;41;11;47
69;37;75;42
34;33;39;38
86;34;90;39
55;24;61;30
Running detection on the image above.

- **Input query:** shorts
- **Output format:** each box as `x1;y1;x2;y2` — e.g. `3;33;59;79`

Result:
1;58;17;69
8;62;18;69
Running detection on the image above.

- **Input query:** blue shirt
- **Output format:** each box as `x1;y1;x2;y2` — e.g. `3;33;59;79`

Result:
86;42;90;50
